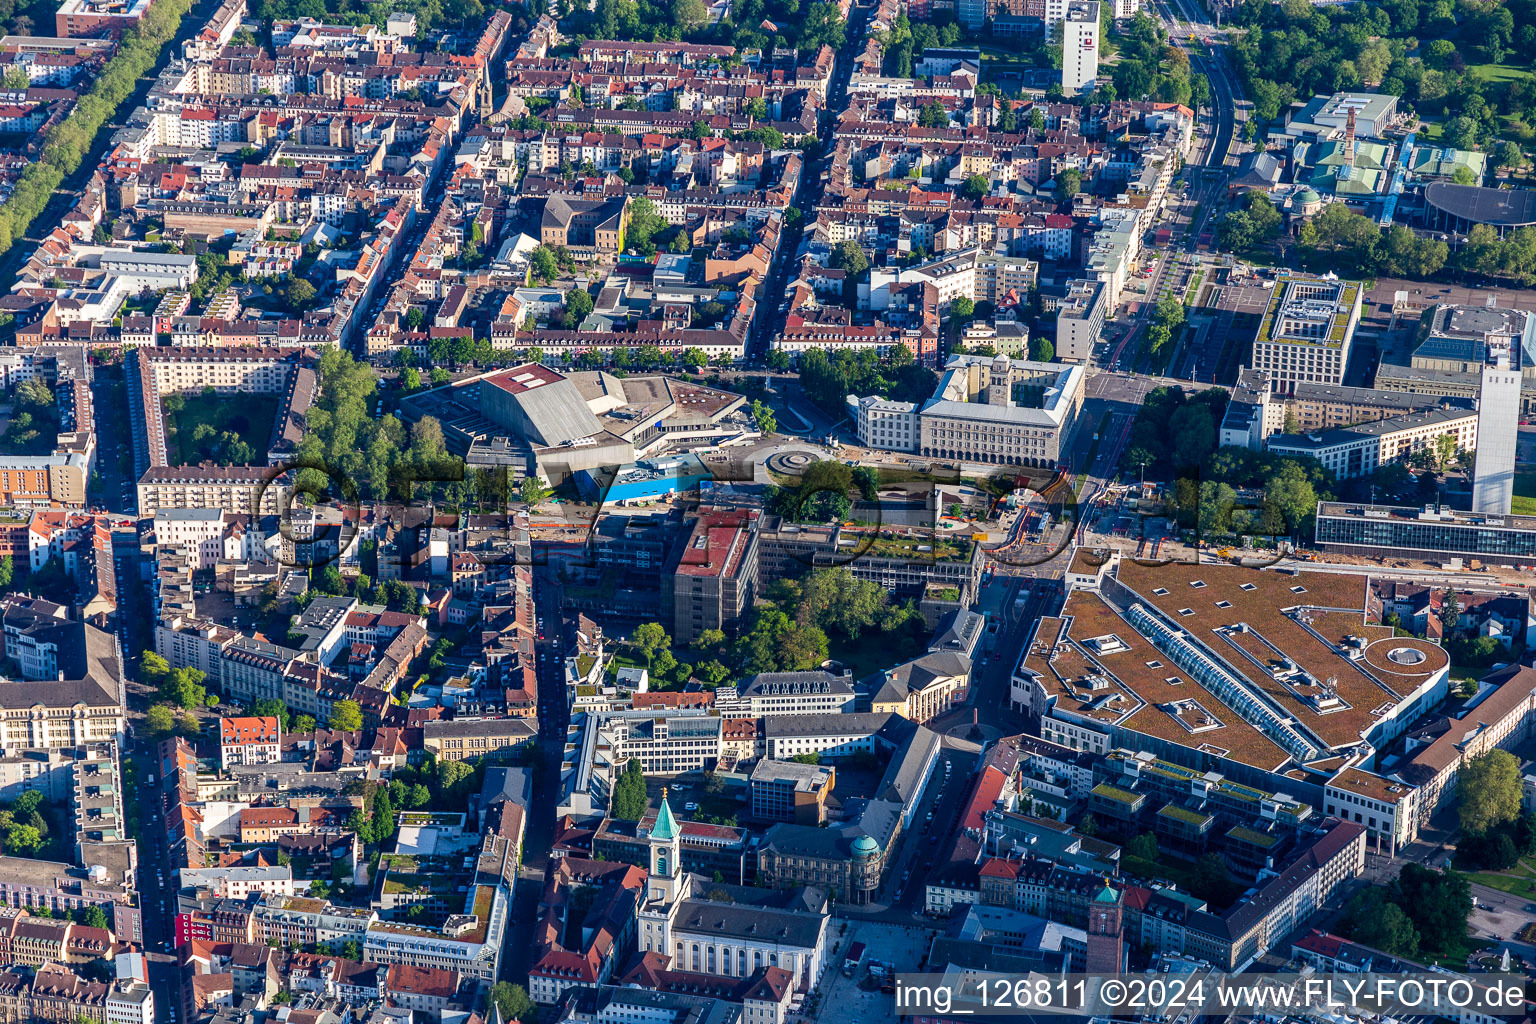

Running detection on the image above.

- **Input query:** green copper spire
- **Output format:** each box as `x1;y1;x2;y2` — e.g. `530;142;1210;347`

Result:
652;787;679;841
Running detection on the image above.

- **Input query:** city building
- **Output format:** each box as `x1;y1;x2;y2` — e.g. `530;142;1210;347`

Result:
1250;276;1362;393
635;794;831;992
660;507;760;644
1263;406;1478;481
1314;503;1536;566
749;760;835;825
1061;1;1101;96
714;672;856;719
1014;553;1449;801
1055;278;1106;364
218;716;282;769
1219;369;1471;451
1474;347;1523;515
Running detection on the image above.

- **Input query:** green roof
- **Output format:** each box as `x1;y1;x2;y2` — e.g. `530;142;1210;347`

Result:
1094;882;1119;903
1091;783;1143;805
1157;804;1214;826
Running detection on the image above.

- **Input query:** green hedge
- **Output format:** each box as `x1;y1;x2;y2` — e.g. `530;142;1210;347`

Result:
0;0;195;254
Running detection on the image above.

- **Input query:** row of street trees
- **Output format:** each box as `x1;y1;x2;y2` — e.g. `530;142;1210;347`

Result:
0;0;195;253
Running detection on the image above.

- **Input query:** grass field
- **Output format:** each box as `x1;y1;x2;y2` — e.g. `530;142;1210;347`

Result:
1469;62;1536;85
164;393;279;466
1513;466;1536;517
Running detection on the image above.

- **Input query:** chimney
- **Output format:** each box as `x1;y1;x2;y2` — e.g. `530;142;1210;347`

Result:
1343;107;1357;171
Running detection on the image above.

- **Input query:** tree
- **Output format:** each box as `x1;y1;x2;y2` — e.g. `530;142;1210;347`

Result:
529;246;559;284
1342;887;1420;958
682;347;709;370
625;197;666;254
749;399;777;434
81;905;110;931
1389;864;1470;954
829;241;869;277
250;698;292;730
1126;833;1159;861
1;67;29;91
144;705;176;737
140;651;170;682
371;785;395;845
486;983;537;1024
1030;337;1054;362
951;296;975;321
917;100;949;128
611;759;647;820
161;667;206;710
565;286;594;324
295;714;316;733
1495;141;1524;174
960;174;989;201
1458;750;1522;836
329;699;363;733
632;622;671;663
4;824;41;856
286;278;317;310
519;476;551;507
1442;116;1480;152
1442;589;1461;636
1056;167;1082;201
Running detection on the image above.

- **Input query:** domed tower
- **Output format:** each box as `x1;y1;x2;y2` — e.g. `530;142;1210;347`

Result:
850;833;881;905
1085;879;1124;974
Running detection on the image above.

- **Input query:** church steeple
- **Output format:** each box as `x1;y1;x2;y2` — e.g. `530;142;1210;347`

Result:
647;788;683;904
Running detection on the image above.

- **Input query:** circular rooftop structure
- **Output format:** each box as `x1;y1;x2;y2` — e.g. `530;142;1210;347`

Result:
1386;646;1427;666
1425;182;1536;229
1295;187;1321;205
1361;635;1445;678
851;834;880;857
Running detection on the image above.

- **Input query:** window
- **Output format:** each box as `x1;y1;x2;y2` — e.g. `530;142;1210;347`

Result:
1215;601;1232;609
1190;580;1207;589
1152;588;1169;596
1178;608;1194;616
1240;583;1257;591
1290;586;1307;594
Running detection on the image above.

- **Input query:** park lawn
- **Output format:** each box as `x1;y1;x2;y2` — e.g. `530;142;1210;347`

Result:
165;393;280;466
1512;466;1536;517
1469;62;1536;86
1461;867;1536;895
1417;120;1443;142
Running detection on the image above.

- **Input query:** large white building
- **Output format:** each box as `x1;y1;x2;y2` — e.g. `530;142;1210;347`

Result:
635;796;830;993
854;354;1085;469
1474;357;1522;513
1264;406;1478;481
1061;1;1101;96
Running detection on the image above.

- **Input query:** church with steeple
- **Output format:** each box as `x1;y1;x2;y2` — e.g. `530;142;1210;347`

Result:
635;790;832;993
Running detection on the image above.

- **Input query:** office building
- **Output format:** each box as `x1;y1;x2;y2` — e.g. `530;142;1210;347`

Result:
1314;503;1536;566
1474;358;1522;513
660;507;760;644
1376;301;1536;415
750;760;835;824
1264;406;1478;481
1250;277;1362;393
1055;279;1106;364
1061;2;1101;96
